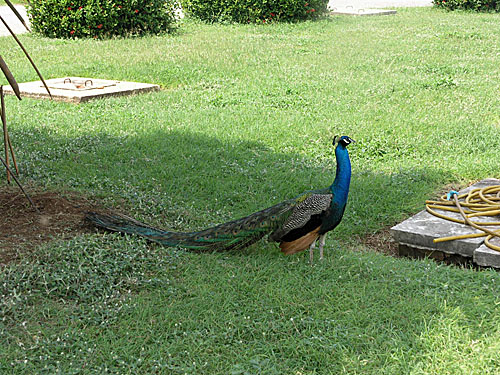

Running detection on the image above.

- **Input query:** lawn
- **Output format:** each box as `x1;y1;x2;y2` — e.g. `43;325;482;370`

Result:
1;8;500;374
0;0;28;6
0;0;27;5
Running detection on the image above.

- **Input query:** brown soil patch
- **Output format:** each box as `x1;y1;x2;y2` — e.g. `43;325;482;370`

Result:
358;226;398;256
0;187;98;265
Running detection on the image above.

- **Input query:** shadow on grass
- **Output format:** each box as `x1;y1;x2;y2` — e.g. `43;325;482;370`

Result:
12;125;454;240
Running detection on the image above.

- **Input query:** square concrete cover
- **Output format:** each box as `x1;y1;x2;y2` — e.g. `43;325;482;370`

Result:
4;77;160;103
391;178;500;268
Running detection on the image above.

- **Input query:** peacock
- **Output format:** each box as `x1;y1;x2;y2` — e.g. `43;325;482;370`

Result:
86;135;354;262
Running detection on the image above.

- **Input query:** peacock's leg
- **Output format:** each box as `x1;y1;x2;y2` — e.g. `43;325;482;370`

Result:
309;240;316;263
318;234;327;260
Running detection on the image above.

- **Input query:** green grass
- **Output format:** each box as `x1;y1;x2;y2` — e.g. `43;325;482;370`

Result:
0;0;27;5
1;8;500;374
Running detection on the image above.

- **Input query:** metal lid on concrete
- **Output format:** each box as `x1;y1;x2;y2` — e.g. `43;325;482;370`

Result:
3;77;160;103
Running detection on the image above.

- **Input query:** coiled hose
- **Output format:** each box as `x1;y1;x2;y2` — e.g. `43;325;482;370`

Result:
425;185;500;252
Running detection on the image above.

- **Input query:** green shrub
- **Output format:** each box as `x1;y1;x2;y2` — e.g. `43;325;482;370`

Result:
180;0;329;23
28;0;179;39
433;0;499;12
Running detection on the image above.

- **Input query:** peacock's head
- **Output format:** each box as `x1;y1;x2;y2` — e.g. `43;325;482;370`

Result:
333;135;355;148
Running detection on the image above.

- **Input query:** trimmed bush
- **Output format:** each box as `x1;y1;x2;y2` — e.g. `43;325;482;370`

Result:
28;0;178;39
180;0;329;23
433;0;499;12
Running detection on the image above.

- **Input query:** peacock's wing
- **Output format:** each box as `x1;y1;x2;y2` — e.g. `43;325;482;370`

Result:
269;191;333;242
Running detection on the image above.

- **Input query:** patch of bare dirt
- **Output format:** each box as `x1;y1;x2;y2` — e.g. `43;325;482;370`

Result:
358;226;398;256
0;187;98;264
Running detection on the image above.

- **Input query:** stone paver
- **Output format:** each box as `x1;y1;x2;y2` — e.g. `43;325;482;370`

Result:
475;244;500;268
391;179;500;268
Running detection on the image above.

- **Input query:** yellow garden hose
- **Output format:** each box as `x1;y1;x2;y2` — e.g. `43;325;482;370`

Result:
425;185;500;252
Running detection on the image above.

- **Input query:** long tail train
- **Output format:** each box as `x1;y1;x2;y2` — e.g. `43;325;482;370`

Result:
86;200;293;252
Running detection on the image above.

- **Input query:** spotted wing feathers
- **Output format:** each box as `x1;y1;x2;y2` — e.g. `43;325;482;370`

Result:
270;193;332;241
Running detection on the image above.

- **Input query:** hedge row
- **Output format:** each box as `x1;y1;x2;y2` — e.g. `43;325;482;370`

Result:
180;0;329;23
28;0;178;39
28;0;330;38
433;0;499;12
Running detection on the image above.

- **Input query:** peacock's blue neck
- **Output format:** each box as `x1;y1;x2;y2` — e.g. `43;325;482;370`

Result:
330;146;351;206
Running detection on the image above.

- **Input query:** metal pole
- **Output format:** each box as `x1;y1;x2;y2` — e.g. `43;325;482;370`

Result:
0;155;39;212
0;15;52;99
1;86;10;183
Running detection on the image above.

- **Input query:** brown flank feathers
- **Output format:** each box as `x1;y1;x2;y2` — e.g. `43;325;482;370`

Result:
280;226;320;255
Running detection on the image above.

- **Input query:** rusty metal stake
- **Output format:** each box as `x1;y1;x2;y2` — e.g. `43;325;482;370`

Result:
7;130;19;175
0;87;19;176
0;155;39;213
0;89;38;213
1;86;10;183
0;15;52;99
4;0;30;32
0;55;21;100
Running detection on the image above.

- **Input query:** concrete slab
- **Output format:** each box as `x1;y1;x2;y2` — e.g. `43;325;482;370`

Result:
3;77;160;103
391;178;500;268
330;7;397;15
391;210;490;257
474;243;500;268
